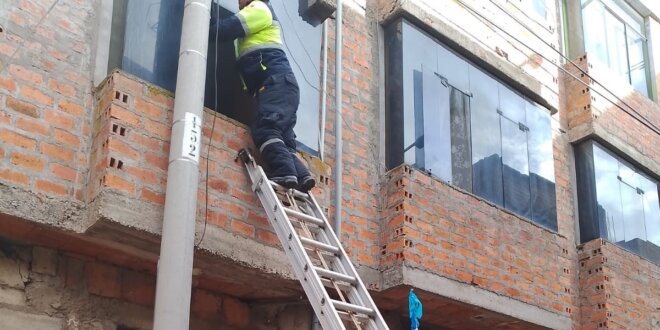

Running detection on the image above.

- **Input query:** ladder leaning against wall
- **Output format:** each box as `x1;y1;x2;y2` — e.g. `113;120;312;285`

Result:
238;149;389;330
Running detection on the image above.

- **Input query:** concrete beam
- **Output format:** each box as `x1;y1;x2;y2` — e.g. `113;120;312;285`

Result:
401;266;572;330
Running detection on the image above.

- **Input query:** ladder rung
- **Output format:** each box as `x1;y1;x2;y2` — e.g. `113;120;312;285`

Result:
332;299;375;317
314;267;356;284
268;180;309;198
337;310;370;321
300;237;339;254
284;208;324;226
321;278;353;292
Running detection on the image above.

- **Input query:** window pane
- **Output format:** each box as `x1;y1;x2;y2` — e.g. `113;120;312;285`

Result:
593;146;624;242
527;102;556;229
531;0;548;19
271;0;323;152
620;183;646;245
499;85;526;124
422;70;452;182
122;0;183;92
470;67;503;206
627;29;648;96
501;117;531;219
402;23;437;165
603;11;628;78
640;177;660;246
583;1;610;68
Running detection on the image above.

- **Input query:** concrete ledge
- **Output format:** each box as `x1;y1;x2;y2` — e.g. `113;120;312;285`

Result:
568;122;660;179
0;308;63;330
401;265;572;330
377;0;557;114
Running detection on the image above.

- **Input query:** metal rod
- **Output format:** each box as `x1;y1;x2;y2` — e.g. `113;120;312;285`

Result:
153;1;211;329
334;0;343;236
320;20;329;160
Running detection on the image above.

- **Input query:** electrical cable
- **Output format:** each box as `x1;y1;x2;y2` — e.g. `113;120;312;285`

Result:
456;0;660;136
195;2;221;248
486;0;659;134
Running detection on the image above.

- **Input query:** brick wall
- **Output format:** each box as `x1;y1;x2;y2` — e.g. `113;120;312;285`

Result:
563;54;660;166
0;239;318;329
578;239;660;329
380;165;577;318
0;0;95;202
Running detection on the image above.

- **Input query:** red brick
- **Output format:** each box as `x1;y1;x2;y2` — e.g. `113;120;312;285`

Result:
20;85;52;106
86;262;120;298
192;289;222;320
40;143;74;162
16;117;48;136
58;100;84;116
109;139;140;160
35;179;67;196
53;129;80;149
11;152;44;172
50;163;77;182
110;104;141;127
223;296;249;327
145;152;168;171
144;118;170;140
9;64;43;84
45;108;76;130
121;270;155;306
141;188;165;205
256;229;279;246
0;168;29;187
6;96;39;117
0;76;17;92
48;79;76;97
104;173;135;196
230;220;255;237
135;98;164;119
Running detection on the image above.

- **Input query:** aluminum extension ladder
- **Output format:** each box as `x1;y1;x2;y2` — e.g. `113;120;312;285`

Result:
238;149;389;330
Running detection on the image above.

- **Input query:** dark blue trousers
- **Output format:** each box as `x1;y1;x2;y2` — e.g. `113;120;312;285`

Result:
251;72;310;182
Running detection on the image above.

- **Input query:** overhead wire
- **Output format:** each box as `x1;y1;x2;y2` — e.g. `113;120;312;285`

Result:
456;0;660;136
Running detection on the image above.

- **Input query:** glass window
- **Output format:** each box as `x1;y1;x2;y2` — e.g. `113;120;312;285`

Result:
385;19;557;230
575;141;660;264
581;0;649;96
108;0;323;153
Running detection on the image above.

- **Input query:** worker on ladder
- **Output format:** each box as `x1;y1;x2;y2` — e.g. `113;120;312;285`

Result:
211;0;316;192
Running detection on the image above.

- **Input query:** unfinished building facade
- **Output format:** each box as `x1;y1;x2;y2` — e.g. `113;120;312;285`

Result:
0;0;658;329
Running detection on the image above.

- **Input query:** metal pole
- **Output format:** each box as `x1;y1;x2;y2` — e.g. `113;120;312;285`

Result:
153;1;211;329
319;20;329;161
333;0;343;235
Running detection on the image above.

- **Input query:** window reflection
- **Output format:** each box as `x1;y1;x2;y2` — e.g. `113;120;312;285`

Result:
109;0;322;152
578;142;660;264
582;0;649;96
387;19;557;229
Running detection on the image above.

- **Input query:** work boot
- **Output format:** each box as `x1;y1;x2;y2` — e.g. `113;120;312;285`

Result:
298;176;316;193
271;175;298;189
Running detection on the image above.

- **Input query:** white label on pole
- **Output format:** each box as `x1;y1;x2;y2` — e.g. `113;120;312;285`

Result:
182;112;202;163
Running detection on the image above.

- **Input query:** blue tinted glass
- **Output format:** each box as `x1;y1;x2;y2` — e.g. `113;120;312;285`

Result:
501;117;531;219
499;85;526;124
122;0;183;92
271;0;322;152
422;70;452;182
470;67;503;206
527;102;556;229
593;146;624;242
402;22;437;165
620;183;646;246
640;176;660;246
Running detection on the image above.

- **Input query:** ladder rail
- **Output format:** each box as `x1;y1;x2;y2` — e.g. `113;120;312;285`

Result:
307;193;389;330
245;160;346;330
238;149;389;330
